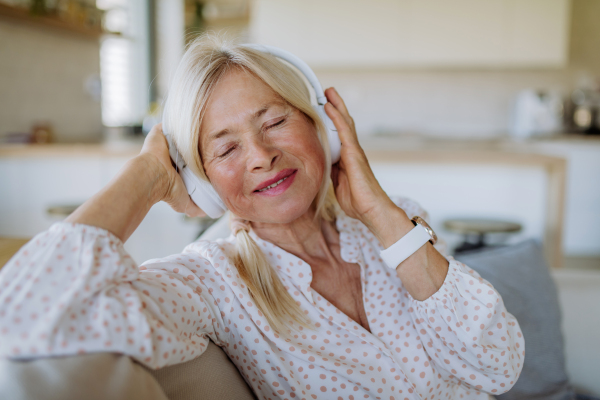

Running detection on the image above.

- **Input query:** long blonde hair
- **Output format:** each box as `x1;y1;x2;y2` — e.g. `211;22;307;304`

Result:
162;34;338;334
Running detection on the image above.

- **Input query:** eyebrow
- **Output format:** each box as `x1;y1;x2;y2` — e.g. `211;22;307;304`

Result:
207;103;276;141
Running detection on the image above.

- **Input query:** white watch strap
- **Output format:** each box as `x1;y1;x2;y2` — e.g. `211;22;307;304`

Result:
380;223;431;269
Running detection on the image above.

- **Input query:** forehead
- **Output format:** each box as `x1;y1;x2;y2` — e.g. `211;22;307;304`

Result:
203;68;282;122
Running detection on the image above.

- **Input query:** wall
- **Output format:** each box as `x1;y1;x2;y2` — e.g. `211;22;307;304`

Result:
311;0;599;138
569;0;600;72
317;69;572;138
0;19;102;142
155;0;185;105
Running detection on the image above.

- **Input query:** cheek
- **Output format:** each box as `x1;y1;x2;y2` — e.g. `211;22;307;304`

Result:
205;162;246;207
277;119;326;169
292;133;327;184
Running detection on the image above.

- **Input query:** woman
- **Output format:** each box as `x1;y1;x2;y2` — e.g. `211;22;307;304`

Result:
0;35;523;399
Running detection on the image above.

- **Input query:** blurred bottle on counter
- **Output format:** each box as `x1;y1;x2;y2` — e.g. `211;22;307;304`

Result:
0;123;54;144
565;76;600;135
509;89;564;140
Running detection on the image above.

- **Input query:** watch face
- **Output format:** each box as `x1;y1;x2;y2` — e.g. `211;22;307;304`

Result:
412;216;437;244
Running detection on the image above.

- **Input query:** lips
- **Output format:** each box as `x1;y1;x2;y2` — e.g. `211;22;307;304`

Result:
253;169;297;194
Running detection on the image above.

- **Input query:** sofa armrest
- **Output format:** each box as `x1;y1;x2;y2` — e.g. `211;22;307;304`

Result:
145;340;256;400
0;341;256;400
0;353;169;400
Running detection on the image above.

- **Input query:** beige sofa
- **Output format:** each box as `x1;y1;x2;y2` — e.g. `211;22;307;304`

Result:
0;340;256;400
1;218;599;399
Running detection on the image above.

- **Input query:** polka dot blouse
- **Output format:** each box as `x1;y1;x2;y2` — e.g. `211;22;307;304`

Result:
0;197;524;400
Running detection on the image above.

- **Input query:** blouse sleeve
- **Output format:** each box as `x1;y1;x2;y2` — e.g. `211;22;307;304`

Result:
0;222;225;370
392;196;525;395
410;259;524;395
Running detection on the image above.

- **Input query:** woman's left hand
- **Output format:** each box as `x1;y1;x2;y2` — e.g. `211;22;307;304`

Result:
325;88;449;299
324;87;409;246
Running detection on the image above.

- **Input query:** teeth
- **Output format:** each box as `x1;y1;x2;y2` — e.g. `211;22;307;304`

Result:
258;176;288;192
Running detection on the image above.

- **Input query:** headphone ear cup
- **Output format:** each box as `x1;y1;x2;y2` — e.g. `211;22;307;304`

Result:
180;167;227;218
164;132;227;218
315;104;341;163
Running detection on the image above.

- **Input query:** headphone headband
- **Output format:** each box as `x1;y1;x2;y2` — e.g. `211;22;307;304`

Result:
242;44;328;106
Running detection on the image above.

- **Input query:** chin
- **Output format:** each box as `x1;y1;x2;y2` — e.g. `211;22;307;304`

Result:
222;194;308;223
264;199;315;224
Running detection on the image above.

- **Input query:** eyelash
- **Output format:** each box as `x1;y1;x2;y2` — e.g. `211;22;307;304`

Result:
218;145;236;158
266;118;285;130
217;118;287;158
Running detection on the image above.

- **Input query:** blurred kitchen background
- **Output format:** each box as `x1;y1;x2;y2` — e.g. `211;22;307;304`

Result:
1;0;600;394
0;0;599;267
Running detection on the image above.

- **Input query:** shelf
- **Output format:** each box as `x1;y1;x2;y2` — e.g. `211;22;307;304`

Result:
0;3;102;39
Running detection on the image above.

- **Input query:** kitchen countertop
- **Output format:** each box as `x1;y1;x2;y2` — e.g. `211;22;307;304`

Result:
0;140;144;158
0;237;30;269
1;133;596;160
0;133;577;270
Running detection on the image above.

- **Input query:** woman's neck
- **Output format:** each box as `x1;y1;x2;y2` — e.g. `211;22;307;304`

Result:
251;206;340;264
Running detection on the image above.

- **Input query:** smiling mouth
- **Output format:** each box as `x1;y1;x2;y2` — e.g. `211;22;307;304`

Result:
256;175;291;192
253;169;297;194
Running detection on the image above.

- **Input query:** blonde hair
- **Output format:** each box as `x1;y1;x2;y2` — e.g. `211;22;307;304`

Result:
162;33;338;334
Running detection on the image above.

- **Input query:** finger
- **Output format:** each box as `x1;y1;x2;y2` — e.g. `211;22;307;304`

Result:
169;186;206;218
150;122;163;134
324;87;351;122
324;102;359;146
184;197;206;218
164;171;203;215
145;123;163;142
141;123;166;153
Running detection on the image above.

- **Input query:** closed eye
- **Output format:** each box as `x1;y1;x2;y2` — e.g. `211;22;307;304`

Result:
218;145;237;158
266;118;285;130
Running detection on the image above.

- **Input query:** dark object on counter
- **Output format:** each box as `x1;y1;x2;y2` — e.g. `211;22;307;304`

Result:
444;218;522;254
122;124;144;136
30;0;46;15
0;123;54;144
31;123;54;143
0;132;33;144
566;85;600;135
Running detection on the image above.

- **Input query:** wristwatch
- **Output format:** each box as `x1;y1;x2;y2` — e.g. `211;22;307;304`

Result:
380;216;437;270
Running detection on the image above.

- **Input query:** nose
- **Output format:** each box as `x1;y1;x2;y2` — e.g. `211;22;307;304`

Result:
245;135;281;172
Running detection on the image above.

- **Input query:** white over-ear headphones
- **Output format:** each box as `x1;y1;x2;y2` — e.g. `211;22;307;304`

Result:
163;44;342;218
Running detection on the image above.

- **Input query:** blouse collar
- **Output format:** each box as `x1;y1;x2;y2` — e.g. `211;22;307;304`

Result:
246;209;367;303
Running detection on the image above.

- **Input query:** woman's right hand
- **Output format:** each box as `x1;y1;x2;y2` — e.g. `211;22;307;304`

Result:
140;124;205;218
66;124;204;242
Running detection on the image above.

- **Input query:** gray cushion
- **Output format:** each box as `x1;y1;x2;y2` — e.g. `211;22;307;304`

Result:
454;239;575;400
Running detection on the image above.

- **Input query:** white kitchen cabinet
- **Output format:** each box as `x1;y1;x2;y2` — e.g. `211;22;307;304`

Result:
370;162;549;255
0;153;202;264
251;0;570;68
0;157;105;237
360;144;569;268
525;139;600;256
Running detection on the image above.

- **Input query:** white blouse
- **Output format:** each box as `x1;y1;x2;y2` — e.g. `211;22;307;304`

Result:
0;197;524;400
